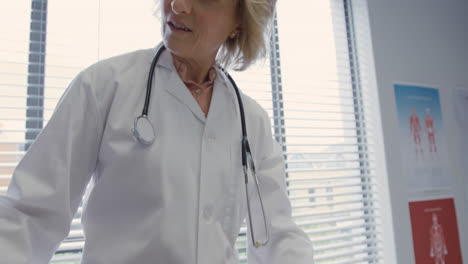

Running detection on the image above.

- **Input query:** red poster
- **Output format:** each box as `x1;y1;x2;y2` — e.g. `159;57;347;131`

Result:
409;198;463;264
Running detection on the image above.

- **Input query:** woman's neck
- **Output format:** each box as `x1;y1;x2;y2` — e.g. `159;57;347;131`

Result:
171;53;216;84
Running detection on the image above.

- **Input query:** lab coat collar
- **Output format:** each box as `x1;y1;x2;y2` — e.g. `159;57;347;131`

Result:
152;42;175;72
151;43;230;124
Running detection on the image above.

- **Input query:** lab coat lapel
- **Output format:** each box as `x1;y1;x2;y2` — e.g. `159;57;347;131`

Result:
164;72;229;124
205;75;228;123
156;48;207;123
164;70;207;123
154;45;230;124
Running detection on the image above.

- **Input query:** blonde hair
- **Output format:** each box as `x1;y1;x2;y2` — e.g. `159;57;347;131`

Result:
154;0;277;71
219;0;277;71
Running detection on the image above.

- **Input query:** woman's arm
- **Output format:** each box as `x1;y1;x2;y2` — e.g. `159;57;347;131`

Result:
0;68;104;263
247;109;314;264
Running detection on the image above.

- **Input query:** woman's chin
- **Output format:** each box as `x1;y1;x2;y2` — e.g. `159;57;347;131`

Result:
164;38;192;57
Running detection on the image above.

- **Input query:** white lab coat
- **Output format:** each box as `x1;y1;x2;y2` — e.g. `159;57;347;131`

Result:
0;44;314;264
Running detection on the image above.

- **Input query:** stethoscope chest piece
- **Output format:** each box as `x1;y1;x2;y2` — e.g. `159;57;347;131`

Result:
132;115;155;145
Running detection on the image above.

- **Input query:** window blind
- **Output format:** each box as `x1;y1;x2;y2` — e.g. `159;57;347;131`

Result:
0;0;382;263
233;0;382;263
0;2;31;194
258;0;382;263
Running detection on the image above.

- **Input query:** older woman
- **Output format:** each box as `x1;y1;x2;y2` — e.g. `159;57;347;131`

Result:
0;0;314;263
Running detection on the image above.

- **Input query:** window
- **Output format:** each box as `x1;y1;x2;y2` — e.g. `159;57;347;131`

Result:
0;0;381;263
308;188;317;203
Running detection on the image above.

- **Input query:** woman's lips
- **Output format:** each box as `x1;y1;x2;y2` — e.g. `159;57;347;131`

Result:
168;21;192;32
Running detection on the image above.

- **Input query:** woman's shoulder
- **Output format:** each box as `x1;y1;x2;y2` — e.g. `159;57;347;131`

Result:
83;48;155;77
240;92;270;123
78;47;155;96
214;67;270;123
70;48;155;121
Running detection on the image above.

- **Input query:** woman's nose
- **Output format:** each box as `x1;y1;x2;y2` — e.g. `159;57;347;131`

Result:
171;0;192;15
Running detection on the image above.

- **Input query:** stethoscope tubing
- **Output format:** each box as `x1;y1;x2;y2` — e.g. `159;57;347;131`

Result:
135;44;269;248
218;68;250;170
143;45;166;117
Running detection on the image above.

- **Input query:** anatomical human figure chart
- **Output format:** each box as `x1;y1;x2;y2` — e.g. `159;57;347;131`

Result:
409;198;463;264
394;84;450;191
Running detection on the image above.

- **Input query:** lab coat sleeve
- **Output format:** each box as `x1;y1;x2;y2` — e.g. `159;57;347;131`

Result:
0;69;104;263
247;109;314;264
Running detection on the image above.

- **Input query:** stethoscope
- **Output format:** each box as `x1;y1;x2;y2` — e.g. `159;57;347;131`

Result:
131;44;269;248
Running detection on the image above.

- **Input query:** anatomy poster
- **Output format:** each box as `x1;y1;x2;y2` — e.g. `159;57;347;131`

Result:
452;87;468;208
394;84;450;191
409;198;463;264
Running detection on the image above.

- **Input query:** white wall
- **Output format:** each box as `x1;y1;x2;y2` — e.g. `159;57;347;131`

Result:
365;0;468;263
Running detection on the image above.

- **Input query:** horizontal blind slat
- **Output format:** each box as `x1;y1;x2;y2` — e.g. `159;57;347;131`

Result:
314;246;379;262
291;198;377;210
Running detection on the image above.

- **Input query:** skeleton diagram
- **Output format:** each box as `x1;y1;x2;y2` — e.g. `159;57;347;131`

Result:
430;213;448;264
409;108;423;160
